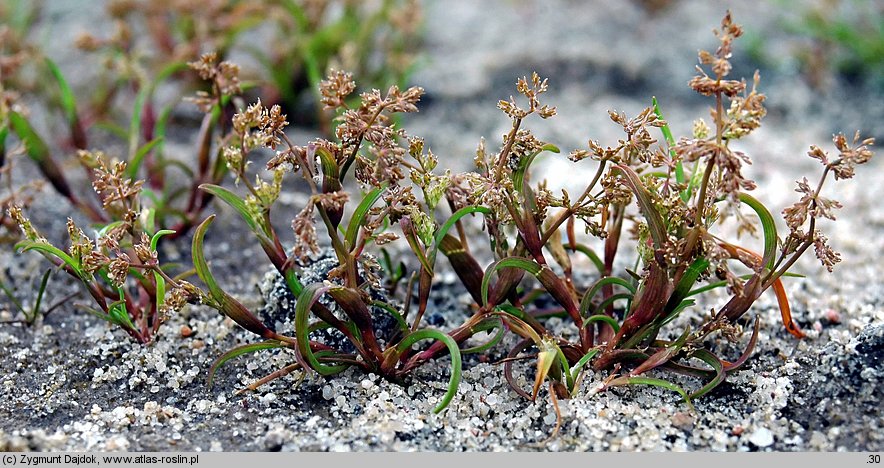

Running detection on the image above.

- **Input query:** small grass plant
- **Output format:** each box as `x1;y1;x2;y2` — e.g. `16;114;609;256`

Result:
2;11;875;422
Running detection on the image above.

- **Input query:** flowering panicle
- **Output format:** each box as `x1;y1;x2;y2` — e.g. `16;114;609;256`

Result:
186;52;242;112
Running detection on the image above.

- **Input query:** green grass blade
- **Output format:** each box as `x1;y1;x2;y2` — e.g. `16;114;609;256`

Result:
738;192;778;270
579;276;636;318
480;257;541;307
396;329;462;414
688;349;726;399
566;243;605;275
652;97;688;203
345;185;387;248
208;340;286;387
608;376;695;412
583;314;621;332
192;215;274;338
0;276;25;314
45;58;78;125
149;229;176;251
370;300;409;334
9;111;73;199
665;256;709;314
432;205;491;249
687;272;804;297
30;269;52;321
592;293;632;317
199;184;262;234
128;86;149;161
513;143;559;193
461;317;505;354
617;164;667;249
15;240;80;275
127;137;164;180
569;348;601;392
294;283;351;375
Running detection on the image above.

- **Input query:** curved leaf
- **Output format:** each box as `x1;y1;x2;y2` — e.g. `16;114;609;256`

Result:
192;216;274;338
583;313;622;333
294;283;351;375
568;348;601;394
200;184;261;234
652;97;688;202
607;376;695;412
9;111;73;199
480;257;541;307
616;164;667;249
15;240;80;275
462;317;505;354
738;192;778;270
127;137;165;179
664;257;710;314
432;206;492;251
45;58;78;125
396;329;462;414
579;276;636;318
566;243;605;275
688;349;726;399
345;185;387;248
208;340;286;387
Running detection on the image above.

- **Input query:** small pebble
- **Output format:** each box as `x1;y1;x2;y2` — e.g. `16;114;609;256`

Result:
749;428;774;447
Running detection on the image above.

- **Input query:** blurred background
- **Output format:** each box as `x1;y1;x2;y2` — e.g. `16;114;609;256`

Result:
2;0;881;203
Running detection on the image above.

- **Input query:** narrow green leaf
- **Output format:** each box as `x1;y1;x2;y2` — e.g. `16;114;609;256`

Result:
665;257;710;314
513;144;559;193
579;276;636;318
0;275;25;314
294;283;351;375
688;349;726;399
128;86;149;161
432;206;491;251
45;58;78;125
9;112;73;199
149;229;176;251
199;184;262;234
345;185;387;248
192;216;274;338
566;243;605;275
583;314;621;332
480;257;541;307
738;192;778;270
396;329;462;414
15;240;80;275
591;293;631;317
127;137;165;179
652;97;688;203
568;348;600;392
608;376;695;411
617;165;667;249
208;340;286;387
461;317;505;354
109;290;136;330
687;272;804;297
608;376;696;411
371;300;409;334
1;124;8;167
